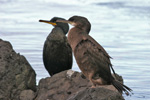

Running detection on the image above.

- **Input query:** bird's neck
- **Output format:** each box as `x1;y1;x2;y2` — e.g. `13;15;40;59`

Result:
76;24;91;33
47;27;65;41
68;27;87;52
56;25;68;35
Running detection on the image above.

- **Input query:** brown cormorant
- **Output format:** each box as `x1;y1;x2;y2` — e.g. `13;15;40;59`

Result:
39;17;72;76
57;16;132;95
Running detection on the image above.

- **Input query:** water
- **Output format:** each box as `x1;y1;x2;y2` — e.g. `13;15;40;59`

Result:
0;0;150;99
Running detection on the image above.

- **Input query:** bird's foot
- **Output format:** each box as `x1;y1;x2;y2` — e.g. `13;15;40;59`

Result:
91;85;96;88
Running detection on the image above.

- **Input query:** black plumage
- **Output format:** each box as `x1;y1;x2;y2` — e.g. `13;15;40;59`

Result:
39;17;72;76
57;16;132;95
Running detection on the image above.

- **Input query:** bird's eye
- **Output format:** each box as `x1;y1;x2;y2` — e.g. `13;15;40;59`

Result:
52;20;56;22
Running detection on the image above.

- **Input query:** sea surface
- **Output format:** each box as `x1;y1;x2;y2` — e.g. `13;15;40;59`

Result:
0;0;150;99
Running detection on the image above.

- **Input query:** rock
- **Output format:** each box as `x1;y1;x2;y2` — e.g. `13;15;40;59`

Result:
20;90;35;100
0;39;36;100
68;87;124;100
35;69;124;100
35;70;91;100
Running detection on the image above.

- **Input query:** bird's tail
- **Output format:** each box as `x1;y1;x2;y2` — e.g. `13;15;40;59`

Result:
112;80;132;96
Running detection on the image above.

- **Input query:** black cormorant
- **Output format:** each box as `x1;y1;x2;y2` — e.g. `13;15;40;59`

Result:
39;17;72;76
57;15;132;95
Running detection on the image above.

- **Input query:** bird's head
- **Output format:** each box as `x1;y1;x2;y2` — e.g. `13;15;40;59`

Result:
57;16;91;33
39;17;69;34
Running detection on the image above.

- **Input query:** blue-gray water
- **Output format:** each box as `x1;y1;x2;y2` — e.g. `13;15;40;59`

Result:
0;0;150;99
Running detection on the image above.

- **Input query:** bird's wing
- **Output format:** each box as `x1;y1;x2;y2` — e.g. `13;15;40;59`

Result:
81;34;112;67
74;34;113;80
87;34;116;76
88;35;112;59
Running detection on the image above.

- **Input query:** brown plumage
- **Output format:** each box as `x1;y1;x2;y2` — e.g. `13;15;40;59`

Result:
57;15;132;95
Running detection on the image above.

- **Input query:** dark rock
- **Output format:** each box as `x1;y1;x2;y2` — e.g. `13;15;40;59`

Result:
0;39;36;100
68;87;124;100
35;70;124;100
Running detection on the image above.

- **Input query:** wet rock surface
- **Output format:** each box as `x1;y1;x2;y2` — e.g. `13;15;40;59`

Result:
0;39;36;100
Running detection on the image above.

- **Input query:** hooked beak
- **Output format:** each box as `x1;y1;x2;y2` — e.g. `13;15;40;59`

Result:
39;20;57;26
56;19;76;26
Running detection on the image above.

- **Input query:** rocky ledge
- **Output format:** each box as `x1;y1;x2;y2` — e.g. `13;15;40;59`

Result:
0;38;124;100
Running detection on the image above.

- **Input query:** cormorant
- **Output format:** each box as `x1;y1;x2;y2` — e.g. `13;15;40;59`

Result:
57;16;132;95
39;17;72;76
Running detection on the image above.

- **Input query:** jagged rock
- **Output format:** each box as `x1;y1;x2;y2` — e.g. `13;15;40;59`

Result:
0;39;36;100
35;69;124;100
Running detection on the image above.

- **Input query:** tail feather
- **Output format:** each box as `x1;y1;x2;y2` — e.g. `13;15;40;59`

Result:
112;80;132;96
110;65;117;77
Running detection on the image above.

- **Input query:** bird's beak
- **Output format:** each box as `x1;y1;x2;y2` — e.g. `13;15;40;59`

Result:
56;19;76;26
39;20;57;26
